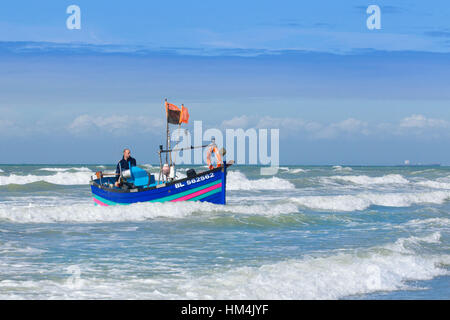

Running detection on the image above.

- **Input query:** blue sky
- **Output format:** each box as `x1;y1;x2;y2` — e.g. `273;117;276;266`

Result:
1;1;450;165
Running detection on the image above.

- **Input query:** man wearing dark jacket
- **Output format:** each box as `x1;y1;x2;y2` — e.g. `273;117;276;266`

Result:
115;148;137;187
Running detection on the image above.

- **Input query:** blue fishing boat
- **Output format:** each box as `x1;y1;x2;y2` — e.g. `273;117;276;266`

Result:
90;99;232;206
90;162;230;206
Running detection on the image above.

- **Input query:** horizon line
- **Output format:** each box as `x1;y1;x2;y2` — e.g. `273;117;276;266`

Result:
2;40;450;58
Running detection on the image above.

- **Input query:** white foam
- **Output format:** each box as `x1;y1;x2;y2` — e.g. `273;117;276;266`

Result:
290;168;306;174
227;171;295;191
0;201;298;223
290;191;450;212
0;240;47;256
404;218;450;228
333;165;353;172
0;195;78;207
0;169;4;173
180;238;449;299
0;171;93;186
2;233;446;299
279;167;306;174
189;234;449;300
328;174;409;185
387;232;442;254
416;180;450;190
38;167;92;172
223;203;298;216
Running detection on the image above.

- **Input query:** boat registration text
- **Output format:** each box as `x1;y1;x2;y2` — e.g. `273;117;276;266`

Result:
174;173;215;189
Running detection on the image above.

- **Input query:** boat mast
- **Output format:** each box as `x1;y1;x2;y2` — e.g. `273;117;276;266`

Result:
165;98;169;165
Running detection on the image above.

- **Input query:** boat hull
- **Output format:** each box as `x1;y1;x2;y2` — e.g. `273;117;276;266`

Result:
90;164;229;206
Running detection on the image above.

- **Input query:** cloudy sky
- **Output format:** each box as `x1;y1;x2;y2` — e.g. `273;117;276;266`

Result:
1;1;450;165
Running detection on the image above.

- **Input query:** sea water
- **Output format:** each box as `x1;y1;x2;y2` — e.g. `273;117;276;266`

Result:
0;164;449;299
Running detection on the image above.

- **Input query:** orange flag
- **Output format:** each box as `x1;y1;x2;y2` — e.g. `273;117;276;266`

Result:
180;104;189;124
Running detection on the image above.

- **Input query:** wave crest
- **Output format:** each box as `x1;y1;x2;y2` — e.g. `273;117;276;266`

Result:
0;201;299;223
328;174;409;185
172;233;450;299
38;167;92;172
227;171;295;191
290;191;450;212
0;171;93;186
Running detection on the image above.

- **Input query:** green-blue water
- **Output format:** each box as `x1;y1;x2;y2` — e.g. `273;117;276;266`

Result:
0;164;449;299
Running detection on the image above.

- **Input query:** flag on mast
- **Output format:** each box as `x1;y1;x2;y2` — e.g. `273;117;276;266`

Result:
165;101;189;124
180;104;189;124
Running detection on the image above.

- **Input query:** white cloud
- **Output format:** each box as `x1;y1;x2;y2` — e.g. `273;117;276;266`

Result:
256;116;309;130
314;118;369;139
219;114;450;140
400;114;449;129
254;116;369;139
67;114;95;133
220;115;370;140
5;113;448;141
333;118;369;133
67;114;164;136
221;115;251;128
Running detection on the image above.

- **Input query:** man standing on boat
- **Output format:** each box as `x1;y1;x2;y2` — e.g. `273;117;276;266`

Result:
115;148;137;187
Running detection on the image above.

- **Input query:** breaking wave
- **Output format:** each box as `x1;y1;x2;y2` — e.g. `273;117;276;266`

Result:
279;167;307;174
38;167;92;172
332;166;353;172
327;174;409;185
290;168;306;174
290;191;450;212
0;181;70;192
404;218;450;228
1;233;446;299
176;233;449;299
0;201;299;223
227;171;295;191
0;171;93;186
416;180;450;190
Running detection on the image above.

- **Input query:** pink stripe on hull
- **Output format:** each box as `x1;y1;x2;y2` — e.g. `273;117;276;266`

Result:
171;183;222;202
93;197;109;206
